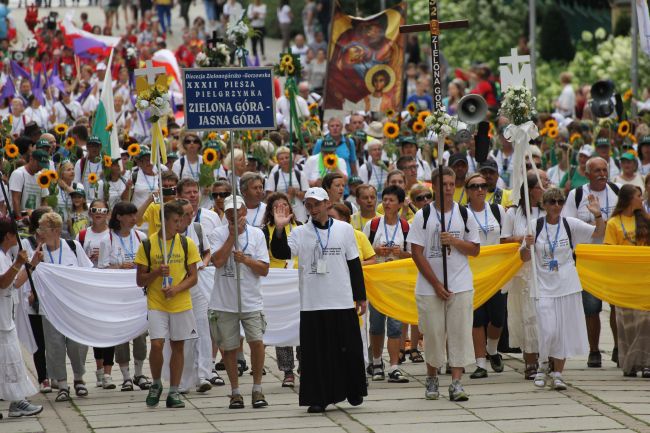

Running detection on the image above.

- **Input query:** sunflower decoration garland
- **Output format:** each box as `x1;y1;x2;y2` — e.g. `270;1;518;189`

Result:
203;148;218;166
207;131;218;141
412;120;426;134
385;108;396;119
199;141;222;187
569;133;582;145
417;111;431;124
64;137;76;151
127;143;141;157
548;128;559;139
103;155;113;167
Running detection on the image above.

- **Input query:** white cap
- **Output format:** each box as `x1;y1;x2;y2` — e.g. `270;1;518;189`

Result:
224;195;245;211
529;145;542;158
96;62;107;71
303;187;329;202
579;144;594;157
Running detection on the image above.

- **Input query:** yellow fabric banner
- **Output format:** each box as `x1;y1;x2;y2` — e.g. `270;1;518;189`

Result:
576;244;650;311
364;244;523;325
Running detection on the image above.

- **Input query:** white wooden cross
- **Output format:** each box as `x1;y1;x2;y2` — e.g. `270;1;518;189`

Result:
499;48;532;91
134;60;166;84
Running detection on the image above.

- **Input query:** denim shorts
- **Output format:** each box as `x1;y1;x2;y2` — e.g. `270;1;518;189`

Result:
369;303;402;338
581;291;602;315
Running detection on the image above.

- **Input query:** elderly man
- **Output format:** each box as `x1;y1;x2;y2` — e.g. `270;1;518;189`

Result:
593;137;620;179
240;172;267;228
304;137;349;188
312;117;358;177
562;156;619;368
10;98;30;137
397;136;431;183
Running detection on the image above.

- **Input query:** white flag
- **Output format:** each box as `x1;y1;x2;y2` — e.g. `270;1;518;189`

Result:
637;0;650;57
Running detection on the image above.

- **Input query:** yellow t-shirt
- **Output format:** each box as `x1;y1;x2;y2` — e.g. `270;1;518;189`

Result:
486;188;513;207
134;232;201;313
351;212;377;232
139;203;162;237
267;224;299;269
604;214;638;246
454;186;468;205
354;230;376;262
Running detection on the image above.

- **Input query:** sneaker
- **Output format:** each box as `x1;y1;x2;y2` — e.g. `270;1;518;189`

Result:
121;379;134;392
166;391;185;408
371;362;385;381
448;380;469;401
470;367;488;379
424;376;439;400
196;379;212;393
145;383;163;408
488;353;504;373
102;376;116;390
551;373;567;391
40;379;52;393
8;400;43;417
587;351;602;368
229;394;244;409
282;372;295;388
533;372;548;388
252;390;268;408
178;387;189;395
95;371;103;387
387;368;409;383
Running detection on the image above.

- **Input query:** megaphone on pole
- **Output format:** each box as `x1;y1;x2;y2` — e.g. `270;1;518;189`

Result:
457;94;488;125
589;80;615;118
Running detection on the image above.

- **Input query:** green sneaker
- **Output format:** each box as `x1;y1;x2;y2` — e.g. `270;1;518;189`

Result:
145;383;163;408
166;391;185;408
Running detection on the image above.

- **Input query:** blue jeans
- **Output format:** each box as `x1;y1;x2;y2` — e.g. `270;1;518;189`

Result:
203;0;215;21
156;4;171;33
369;304;402;339
582;291;602;315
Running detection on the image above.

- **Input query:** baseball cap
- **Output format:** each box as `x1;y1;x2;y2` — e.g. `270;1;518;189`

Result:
223;195;245;211
69;184;86;197
31;149;50;169
620;152;637;161
321;136;337;153
397;135;417;146
448;153;468;167
478;159;498;173
304;187;329;202
595;137;610;147
35;138;52;149
638;135;650;147
579;144;594;157
136;146;152;158
87;135;102;146
96;62;107;71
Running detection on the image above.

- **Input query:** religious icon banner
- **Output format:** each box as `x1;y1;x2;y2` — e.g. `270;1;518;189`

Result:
324;2;406;116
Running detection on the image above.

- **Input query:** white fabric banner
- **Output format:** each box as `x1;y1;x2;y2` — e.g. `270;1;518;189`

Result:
32;264;301;348
638;0;650;57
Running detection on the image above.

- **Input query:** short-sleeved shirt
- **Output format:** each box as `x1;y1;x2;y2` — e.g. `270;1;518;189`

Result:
466;202;506;246
134;233;201;313
407;202;480;295
562;183;619;244
208;225;269;313
140;202;161;236
354;229;375;262
362;216;410;263
8;166;49;211
99;229;147;267
604;214;638;246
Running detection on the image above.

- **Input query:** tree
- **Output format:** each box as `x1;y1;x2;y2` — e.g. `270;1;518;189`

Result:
539;8;575;62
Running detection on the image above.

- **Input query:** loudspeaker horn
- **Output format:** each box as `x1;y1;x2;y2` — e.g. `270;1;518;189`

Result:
457;94;488;125
589;80;615;118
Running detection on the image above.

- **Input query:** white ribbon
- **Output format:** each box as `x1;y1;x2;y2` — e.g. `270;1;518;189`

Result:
504;121;539;205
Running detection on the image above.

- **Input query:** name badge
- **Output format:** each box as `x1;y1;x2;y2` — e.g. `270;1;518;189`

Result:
316;259;327;274
549;259;559;272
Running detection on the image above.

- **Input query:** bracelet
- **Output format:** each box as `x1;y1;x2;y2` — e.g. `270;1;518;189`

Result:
11;265;21;272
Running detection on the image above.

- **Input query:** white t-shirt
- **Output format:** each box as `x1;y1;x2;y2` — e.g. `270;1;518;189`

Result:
132;170;159;208
362;216;410;263
107;177;128;209
287;218;360;311
246;202;267;228
42;239;93;268
547;164;566;187
407;203;480;295
501;206;546;239
466;202;506;246
359;162;388;197
194;207;222;235
8;166;49;211
172;156;202;181
562;183;618;244
0;249;16;331
534;217;594;297
76;227;110;267
98;229;147;268
303;154;348;182
277;4;291;24
74;158;104;199
247;3;267;27
209;224;269;313
54;100;83;124
223;1;244;24
264;168;309;222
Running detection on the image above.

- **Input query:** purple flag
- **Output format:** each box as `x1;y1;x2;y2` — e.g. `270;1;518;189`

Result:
76;83;93;104
10;61;31;81
47;65;66;93
32;72;45;105
0;77;15;101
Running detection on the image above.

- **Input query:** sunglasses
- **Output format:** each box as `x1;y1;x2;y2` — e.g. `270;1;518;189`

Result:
415;193;433;202
183;138;201;145
212;192;230;199
466;183;488;190
90;207;109;214
545;199;566;206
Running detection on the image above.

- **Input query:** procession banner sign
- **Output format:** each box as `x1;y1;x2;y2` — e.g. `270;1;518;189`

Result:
182;66;276;131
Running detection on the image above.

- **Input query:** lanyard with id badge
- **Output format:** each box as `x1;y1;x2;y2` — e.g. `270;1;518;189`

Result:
544;218;561;272
313;218;331;274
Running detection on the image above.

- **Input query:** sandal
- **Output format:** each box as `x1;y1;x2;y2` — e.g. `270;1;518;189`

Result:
409;349;424;363
209;370;225;386
134;375;152;390
55;387;71;402
398;349;406;365
74;381;88;397
524;363;538;381
642;368;650;378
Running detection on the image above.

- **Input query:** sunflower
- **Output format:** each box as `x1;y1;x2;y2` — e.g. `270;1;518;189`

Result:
539;127;548;136
4;143;19;159
323;154;337;170
412;120;425;134
105;122;114;132
64;137;76;150
5;138;10;146
88;173;99;184
203;148;218;166
127;143;141;156
626;149;638;158
207;132;218;140
618;120;631;137
103;155;113;167
544;119;558;130
54;124;68;136
286;64;295;75
385;108;395;118
161;127;169;138
548;128;559;139
311;116;321;125
417;111;431;123
47;170;58;181
629;134;637;143
383;122;399;139
308;102;318;113
36;172;51;189
569;133;582;144
623;89;633;102
406;103;417;116
281;54;293;66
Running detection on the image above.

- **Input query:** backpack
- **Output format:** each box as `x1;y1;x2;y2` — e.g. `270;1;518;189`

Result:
30;235;78;258
368;216;409;251
141;234;190;275
535;216;575;263
422;203;469;233
273;168;302;191
486;202;502;228
179;156;186;178
192;222;205;254
574;182;619;209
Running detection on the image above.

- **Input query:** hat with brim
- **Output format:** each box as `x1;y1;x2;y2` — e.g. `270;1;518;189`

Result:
579;144;594;157
321;136;337;153
365;121;384;139
479;159;498;173
620;152;637;162
35;138;52;149
167;151;179;160
304;187;329;202
69;184;86;197
595;137;610;147
87;135;102;146
31;149;50;169
397;136;417;147
136;146;152;159
638;135;650;147
448;153;468;167
224;195;245;211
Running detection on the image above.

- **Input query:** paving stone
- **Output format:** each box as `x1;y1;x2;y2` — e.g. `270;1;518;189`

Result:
370;421;501;433
471;403;599;421
491;415;624;432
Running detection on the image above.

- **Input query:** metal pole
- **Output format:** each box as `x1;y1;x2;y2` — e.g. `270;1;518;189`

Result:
156;121;168;278
437;133;448;291
632;0;639;118
229;131;242;313
529;0;537;97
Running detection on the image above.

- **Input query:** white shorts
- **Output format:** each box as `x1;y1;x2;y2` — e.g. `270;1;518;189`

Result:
148;309;198;342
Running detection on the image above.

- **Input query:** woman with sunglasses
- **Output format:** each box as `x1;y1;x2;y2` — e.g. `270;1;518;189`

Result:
173;131;202;181
465;173;507;379
76;199;115;390
604;184;650;378
521;187;604;389
501;174;545;380
55;160;81;239
409;184;432;211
